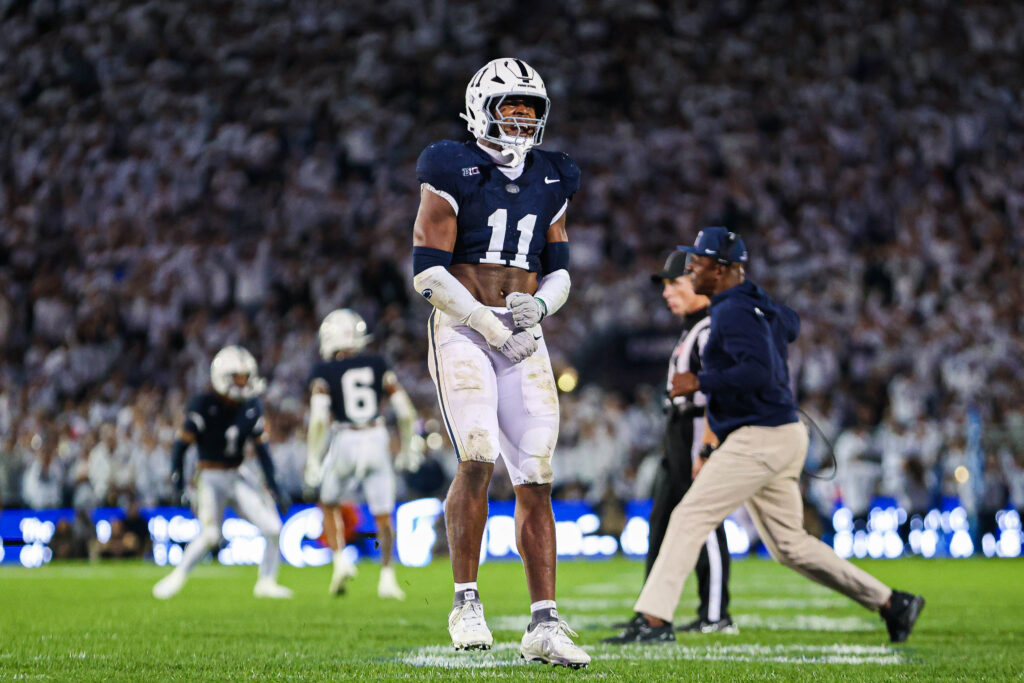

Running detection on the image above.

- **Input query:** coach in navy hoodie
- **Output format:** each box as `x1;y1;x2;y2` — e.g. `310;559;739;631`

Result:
698;277;800;443
606;228;925;646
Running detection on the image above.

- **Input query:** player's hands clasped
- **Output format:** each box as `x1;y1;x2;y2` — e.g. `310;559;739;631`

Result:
506;292;546;329
499;329;538;363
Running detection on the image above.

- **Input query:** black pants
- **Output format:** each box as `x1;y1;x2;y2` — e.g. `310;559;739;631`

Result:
646;411;731;622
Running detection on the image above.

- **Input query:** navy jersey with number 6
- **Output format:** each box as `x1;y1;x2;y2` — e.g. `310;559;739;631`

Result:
416;140;579;273
183;392;265;467
309;354;390;426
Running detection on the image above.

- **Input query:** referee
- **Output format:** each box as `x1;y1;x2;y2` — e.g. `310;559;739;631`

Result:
607;228;925;645
644;249;733;634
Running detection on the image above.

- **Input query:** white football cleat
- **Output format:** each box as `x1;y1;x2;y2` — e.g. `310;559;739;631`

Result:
253;579;293;599
520;620;591;669
329;558;358;595
448;601;493;651
377;566;405;600
152;570;185;600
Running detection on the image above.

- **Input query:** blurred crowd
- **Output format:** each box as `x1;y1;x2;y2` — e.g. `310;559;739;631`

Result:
1;0;1022;531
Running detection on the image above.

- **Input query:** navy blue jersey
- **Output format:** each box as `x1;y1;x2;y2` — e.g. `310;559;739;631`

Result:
416;140;579;273
309;354;390;425
183;392;265;467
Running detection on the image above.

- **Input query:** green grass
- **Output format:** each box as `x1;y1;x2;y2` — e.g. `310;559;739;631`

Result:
0;556;1021;680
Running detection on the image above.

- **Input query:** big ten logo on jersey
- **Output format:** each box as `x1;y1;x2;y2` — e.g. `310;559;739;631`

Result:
462;166;480;176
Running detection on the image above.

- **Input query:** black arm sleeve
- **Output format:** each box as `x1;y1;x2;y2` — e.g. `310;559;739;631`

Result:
170;440;188;493
254;441;280;497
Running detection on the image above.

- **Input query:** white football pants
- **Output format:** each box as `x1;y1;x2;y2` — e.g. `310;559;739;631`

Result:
177;467;283;581
427;307;560;485
319;423;395;515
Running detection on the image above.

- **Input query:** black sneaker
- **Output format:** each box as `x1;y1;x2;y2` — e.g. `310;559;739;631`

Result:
603;614;675;644
880;590;925;643
676;617;739;634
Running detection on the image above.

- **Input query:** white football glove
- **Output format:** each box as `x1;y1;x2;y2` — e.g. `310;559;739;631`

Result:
499;329;538;364
395;435;426;473
505;292;546;329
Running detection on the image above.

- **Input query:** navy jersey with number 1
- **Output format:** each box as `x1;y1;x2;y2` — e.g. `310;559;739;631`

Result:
416;140;579;273
309;354;390;425
183;392;265;467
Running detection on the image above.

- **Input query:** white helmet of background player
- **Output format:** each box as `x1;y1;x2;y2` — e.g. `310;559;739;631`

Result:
460;58;550;167
319;309;370;360
210;345;266;401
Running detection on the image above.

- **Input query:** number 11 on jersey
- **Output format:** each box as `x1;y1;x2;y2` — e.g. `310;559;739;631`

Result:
480;209;536;269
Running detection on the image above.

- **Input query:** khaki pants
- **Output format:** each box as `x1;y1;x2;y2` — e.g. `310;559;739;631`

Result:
634;422;891;622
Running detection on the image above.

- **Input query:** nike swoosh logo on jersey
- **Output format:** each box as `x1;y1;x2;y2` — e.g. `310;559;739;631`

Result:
544;177;559;184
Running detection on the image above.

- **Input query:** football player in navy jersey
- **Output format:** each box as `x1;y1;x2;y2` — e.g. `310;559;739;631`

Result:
304;309;423;600
152;346;293;600
411;58;589;668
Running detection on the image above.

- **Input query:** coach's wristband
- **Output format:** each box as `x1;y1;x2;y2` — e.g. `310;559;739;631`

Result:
699;444;715;460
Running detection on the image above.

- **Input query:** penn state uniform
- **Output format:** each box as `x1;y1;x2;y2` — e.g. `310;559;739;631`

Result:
309;354;395;514
179;392;283;580
184;393;267;466
153;345;291;600
417;140;579;485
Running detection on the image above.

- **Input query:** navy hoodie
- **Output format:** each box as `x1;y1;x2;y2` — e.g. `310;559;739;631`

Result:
697;280;800;441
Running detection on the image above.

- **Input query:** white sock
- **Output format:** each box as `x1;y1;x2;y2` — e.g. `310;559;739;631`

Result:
454;581;478;592
258;534;280;582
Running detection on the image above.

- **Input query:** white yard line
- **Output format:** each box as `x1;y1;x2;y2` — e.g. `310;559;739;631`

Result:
395;642;904;669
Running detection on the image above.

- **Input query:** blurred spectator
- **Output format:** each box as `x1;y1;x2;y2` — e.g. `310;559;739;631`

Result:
49;509;100;561
22;441;66;510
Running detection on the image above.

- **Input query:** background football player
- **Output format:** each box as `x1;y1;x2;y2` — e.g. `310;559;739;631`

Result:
153;346;292;599
411;58;589;668
304;309;423;600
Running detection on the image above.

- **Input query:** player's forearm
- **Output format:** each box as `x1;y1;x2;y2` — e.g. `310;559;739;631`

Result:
170;440;187;490
390;388;418;449
413;248;511;348
534;268;570;318
306;393;330;468
253;441;279;495
306;421;328;465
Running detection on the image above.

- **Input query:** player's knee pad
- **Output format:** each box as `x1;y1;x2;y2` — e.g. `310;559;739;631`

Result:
459;425;500;463
509;425;557;485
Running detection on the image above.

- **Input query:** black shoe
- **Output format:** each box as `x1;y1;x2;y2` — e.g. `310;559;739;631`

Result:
676;617;739;634
880;590;925;643
603;614;675;644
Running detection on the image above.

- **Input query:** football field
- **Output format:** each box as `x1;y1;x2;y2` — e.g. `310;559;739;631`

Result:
0;556;1020;680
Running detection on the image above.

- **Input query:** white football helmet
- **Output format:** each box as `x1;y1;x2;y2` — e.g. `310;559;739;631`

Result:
210;345;266;401
460;58;550;167
319;309;369;359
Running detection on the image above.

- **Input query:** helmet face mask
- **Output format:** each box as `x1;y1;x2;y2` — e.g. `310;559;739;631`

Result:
210;346;266;401
461;58;550;166
319;309;370;360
